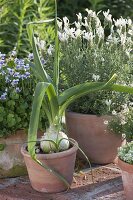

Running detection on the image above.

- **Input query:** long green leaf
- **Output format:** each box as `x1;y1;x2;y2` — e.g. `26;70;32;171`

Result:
26;60;44;81
59;83;133;116
109;84;133;94
59;82;108;115
59;77;118;115
59;74;117;106
28;82;59;157
27;24;52;82
53;0;59;93
28;19;55;26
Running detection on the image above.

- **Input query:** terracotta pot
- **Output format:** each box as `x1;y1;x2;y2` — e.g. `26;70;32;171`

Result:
118;158;133;200
0;130;27;178
21;142;78;193
65;111;124;164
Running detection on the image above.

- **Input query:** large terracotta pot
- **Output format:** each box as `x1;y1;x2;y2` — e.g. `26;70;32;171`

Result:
65;111;124;164
118;158;133;200
21;142;78;193
0;130;27;178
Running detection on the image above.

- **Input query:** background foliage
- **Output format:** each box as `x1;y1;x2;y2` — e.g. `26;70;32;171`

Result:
58;0;133;22
0;0;55;57
0;0;133;56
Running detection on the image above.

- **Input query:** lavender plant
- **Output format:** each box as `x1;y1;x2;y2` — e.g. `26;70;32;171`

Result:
0;51;46;137
53;10;133;116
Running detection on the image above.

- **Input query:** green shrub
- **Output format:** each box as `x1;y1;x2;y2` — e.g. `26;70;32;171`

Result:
0;51;47;137
108;103;133;141
118;141;133;164
0;0;55;56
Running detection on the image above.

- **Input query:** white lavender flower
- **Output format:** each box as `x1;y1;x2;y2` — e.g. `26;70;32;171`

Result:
75;21;81;29
63;16;69;27
58;32;69;42
37;38;46;50
57;20;62;30
127;19;132;26
114;17;127;27
128;28;133;36
103;9;112;23
96;26;104;39
75;29;82;38
64;27;75;38
105;99;112;106
120;34;126;45
85;9;96;18
76;13;82;21
92;74;100;81
47;45;53;56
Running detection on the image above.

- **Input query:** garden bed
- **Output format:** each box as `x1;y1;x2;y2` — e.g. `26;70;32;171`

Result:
0;163;126;200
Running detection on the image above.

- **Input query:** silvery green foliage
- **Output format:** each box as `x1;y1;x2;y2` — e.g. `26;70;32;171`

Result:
108;103;133;140
56;10;133;115
118;141;133;164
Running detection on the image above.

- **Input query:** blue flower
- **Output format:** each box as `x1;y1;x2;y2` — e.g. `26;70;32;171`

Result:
7;68;14;76
24;64;30;71
0;52;6;60
20;74;25;80
11;79;19;86
0;92;7;100
15;59;25;70
15;87;21;93
1;71;6;75
28;53;34;60
41;58;47;65
15;59;24;65
25;71;30;78
14;72;20;78
5;76;11;83
0;60;5;66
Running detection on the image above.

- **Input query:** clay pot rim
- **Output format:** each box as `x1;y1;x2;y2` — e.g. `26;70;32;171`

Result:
65;111;112;119
21;140;78;160
118;157;133;173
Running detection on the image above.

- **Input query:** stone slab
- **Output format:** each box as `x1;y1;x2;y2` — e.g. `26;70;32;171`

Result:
0;164;126;200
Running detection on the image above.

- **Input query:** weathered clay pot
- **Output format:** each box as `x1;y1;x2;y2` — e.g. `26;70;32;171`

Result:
21;142;78;193
65;111;124;164
0;130;27;178
118;158;133;200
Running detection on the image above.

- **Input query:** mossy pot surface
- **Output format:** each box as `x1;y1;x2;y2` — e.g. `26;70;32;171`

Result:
0;130;27;178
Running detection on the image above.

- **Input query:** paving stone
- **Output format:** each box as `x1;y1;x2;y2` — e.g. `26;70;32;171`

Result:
0;164;126;200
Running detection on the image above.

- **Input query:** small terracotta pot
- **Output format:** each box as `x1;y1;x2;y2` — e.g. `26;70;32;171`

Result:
118;158;133;200
65;111;124;164
21;142;78;193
